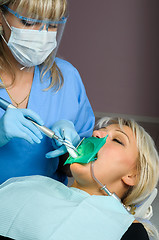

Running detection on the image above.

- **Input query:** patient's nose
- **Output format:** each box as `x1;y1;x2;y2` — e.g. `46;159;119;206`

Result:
93;130;107;138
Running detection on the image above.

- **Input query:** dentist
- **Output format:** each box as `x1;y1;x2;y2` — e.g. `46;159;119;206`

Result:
0;0;95;184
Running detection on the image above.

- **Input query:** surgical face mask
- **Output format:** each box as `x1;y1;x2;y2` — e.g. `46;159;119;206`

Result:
2;15;57;67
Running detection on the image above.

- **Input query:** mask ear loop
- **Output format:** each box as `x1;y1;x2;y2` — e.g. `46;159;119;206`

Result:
2;13;11;30
0;14;11;45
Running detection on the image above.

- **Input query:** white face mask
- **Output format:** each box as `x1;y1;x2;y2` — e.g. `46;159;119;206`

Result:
2;16;57;67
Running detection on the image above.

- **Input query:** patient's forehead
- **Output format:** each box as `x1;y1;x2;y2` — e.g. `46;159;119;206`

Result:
96;124;128;132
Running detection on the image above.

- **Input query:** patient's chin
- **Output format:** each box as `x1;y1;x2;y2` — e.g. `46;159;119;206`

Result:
70;162;91;180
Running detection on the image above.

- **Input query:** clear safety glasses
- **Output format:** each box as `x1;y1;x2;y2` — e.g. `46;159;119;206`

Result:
3;5;67;31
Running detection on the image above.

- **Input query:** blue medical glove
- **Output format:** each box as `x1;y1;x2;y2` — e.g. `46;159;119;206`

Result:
0;108;44;147
46;120;80;158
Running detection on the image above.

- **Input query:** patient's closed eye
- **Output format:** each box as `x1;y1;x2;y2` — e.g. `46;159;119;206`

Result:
113;138;124;146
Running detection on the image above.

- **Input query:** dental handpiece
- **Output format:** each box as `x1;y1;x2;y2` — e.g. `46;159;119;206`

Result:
0;97;78;155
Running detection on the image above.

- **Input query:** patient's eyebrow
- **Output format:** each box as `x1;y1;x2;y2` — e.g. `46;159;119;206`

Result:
115;129;130;143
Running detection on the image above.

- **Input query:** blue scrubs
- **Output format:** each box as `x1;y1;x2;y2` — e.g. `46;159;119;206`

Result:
0;58;95;184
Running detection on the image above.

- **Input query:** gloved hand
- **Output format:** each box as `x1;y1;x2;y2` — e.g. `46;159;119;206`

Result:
0;108;44;147
46;120;80;158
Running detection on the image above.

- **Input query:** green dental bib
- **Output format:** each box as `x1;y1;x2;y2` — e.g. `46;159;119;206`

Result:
64;135;108;165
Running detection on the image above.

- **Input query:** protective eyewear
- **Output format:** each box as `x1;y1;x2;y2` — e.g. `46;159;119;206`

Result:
3;5;67;31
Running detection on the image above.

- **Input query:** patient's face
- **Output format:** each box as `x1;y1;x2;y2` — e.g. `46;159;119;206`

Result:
71;124;138;191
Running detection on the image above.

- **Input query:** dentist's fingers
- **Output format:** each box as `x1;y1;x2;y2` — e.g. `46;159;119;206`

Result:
19;117;43;140
45;145;66;158
21;109;44;126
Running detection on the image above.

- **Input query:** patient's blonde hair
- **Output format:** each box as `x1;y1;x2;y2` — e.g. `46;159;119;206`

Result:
96;117;159;239
0;0;67;91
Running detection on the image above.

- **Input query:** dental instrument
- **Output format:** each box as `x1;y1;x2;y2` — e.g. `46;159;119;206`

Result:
91;161;131;213
0;97;78;156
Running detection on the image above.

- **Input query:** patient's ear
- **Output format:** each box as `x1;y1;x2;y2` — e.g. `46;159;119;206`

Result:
122;170;138;186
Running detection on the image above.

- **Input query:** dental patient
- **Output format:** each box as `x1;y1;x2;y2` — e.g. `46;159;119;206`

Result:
0;117;158;240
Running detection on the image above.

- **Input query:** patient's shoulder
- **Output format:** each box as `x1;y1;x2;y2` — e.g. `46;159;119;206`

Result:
121;223;149;240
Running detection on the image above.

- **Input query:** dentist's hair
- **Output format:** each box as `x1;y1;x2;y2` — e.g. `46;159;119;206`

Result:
96;116;159;239
0;0;67;91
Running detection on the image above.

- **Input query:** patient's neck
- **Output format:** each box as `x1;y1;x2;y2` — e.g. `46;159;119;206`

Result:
71;180;128;199
71;180;106;196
